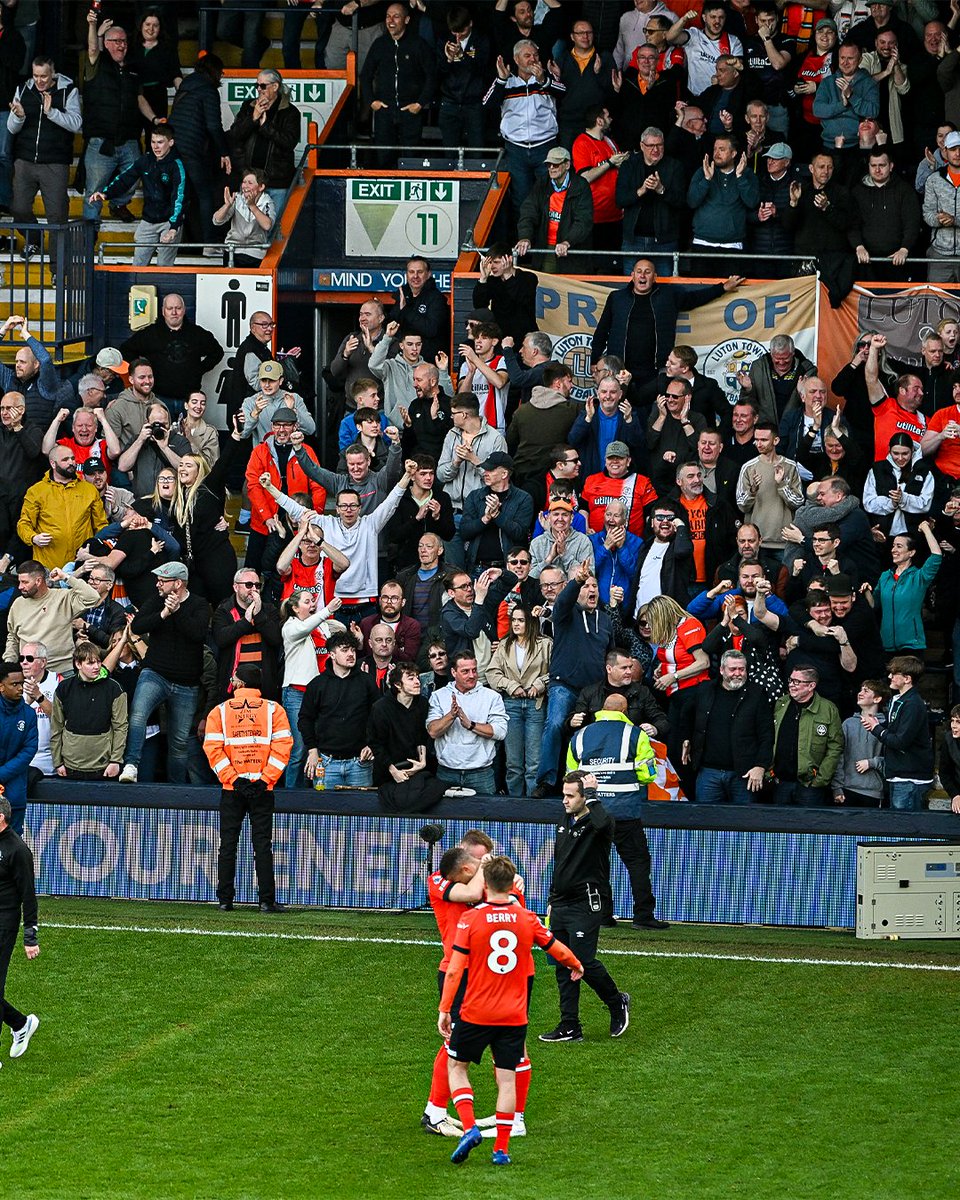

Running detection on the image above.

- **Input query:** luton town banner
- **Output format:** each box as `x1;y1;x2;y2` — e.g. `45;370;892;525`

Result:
535;273;819;405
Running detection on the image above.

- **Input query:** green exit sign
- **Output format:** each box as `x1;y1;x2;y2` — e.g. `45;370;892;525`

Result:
349;180;455;203
227;81;326;104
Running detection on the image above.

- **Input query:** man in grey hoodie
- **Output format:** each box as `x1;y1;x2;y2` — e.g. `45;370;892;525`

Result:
505;362;578;493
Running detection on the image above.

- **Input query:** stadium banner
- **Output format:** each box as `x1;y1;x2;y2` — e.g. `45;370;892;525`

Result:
817;284;960;409
25;803;921;928
535;274;819;406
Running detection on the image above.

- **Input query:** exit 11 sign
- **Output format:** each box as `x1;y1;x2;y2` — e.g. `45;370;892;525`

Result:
345;178;460;259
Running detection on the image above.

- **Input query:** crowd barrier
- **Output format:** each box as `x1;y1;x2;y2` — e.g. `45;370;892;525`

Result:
28;783;960;929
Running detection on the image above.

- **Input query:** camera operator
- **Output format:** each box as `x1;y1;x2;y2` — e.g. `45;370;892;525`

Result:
115;401;191;496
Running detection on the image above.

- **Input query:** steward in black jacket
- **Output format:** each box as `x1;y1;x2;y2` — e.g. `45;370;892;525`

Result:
569;678;668;739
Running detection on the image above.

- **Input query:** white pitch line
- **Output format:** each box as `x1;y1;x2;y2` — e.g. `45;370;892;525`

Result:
43;921;960;973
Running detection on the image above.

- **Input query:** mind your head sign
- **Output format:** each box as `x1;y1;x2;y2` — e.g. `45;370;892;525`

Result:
534;273;819;403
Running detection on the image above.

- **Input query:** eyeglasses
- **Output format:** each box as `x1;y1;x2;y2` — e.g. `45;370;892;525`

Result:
237;581;262;589
451;582;472;591
253;320;275;328
337;502;360;510
105;38;127;46
428;651;447;659
788;678;815;686
19;655;35;663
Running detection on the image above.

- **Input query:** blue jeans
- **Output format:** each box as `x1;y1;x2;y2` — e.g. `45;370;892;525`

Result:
503;140;554;220
319;753;372;788
282;686;306;788
437;763;496;794
538;682;578;787
83;137;139;222
125;668;199;786
503;695;545;796
888;781;929;812
696;767;751;805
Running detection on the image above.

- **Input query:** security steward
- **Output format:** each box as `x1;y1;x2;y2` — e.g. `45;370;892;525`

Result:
0;793;41;1062
203;663;293;913
538;770;631;1045
566;693;668;931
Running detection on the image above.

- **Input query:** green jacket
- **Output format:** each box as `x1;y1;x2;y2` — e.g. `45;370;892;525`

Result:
772;691;843;789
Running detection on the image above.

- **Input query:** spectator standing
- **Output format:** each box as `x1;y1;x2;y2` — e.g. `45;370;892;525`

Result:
20;641;56;779
922;131;960;284
127;8;182;127
204;663;293;913
50;641;127;780
812;41;880;160
849;148;921;278
568;376;645;478
782;152;856;308
386;257;451;367
439;566;517;668
632;502;693;610
359;580;422;664
558;22;618;148
0;662;38;836
116;401;190;498
397;533;446;648
5;563;99;676
437;393;507;517
384;453;455;573
89;127;186;267
591;259;739;388
0;392;42;564
437;5;491;151
298;630;380;788
280;589;344;787
515;146;593;274
330;302;387;402
0;316;75;429
615;124;686;266
534;563;614;798
7;57;81;259
240;360;315;447
17;446;107;570
505;364;578;491
361;3;436;165
589;498;644;608
177;392;220;469
212;567;283;702
168;53;232;254
485;36;564;217
0;6;25;213
398;365;453;463
457;323;510;436
120;562;209;784
861;656;933;811
472;244;538;349
488;607;551;797
667;3;743;97
82;14;148;225
530;497;594;579
229;68;301;216
325;1;388;74
771;665;843;805
683;649;774;804
864;334;927;461
870;520;942;654
120;296;223;411
500;330;553;405
426;650;507;796
581;441;657;540
687;136;761;268
736;422;804;552
832;680;887;807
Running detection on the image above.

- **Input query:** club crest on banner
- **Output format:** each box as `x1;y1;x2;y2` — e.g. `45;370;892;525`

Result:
552;333;595;400
703;338;767;407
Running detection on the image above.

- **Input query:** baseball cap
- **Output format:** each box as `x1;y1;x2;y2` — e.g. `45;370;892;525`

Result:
549;497;574;511
271;408;298;424
946;132;960;150
258;360;284;381
152;561;189;581
544;147;571;164
764;142;793;161
96;347;127;372
480;451;514;471
815;18;837;31
605;440;631;458
81;456;107;475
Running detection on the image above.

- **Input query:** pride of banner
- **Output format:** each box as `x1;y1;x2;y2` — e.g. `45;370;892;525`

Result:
534;273;820;406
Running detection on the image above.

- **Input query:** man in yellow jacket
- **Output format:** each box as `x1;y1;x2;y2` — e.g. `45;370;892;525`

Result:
203;663;293;913
17;446;107;569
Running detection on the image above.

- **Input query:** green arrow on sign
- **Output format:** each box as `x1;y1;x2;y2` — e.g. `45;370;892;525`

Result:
355;203;396;251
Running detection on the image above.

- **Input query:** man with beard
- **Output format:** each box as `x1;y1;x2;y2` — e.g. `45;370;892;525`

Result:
683;649;774;804
17;446;107;569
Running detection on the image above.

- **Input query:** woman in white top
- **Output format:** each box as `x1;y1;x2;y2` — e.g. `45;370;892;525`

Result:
212;169;276;264
487;607;552;797
281;590;344;787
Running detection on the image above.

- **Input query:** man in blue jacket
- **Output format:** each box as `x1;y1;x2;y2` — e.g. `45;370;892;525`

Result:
0;661;39;837
533;560;614;798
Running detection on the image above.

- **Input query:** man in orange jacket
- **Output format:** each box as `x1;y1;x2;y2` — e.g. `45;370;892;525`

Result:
203;663;293;913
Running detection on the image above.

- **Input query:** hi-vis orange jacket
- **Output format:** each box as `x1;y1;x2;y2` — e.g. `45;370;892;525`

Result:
203;688;293;790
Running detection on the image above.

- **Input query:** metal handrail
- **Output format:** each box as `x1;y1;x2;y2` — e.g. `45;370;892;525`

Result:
314;143;507;171
0;220;95;357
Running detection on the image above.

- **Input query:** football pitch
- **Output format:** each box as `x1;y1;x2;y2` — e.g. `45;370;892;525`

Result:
3;898;959;1200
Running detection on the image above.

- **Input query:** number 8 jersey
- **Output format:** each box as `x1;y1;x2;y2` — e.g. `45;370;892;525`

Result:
444;901;579;1027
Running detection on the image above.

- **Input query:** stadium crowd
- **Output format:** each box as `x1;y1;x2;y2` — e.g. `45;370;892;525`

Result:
3;0;960;841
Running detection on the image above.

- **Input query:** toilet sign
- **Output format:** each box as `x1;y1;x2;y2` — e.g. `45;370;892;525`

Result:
345;177;460;259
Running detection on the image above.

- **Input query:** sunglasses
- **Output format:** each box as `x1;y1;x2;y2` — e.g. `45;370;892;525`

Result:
19;654;35;663
238;581;262;589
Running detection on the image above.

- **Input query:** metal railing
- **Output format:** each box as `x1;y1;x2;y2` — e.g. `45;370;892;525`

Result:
0;221;96;358
313;142;505;173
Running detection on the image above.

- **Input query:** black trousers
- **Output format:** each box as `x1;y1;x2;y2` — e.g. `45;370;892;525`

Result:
0;924;26;1032
217;787;276;905
549;902;621;1028
612;817;657;923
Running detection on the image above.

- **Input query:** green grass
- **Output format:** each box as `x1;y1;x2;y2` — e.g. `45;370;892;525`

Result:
3;898;959;1200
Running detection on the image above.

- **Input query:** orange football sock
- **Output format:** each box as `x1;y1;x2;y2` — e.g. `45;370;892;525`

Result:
515;1055;532;1114
428;1043;451;1107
